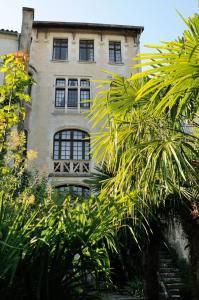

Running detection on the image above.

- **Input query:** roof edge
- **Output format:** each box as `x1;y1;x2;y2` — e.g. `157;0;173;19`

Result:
33;21;144;33
0;29;18;36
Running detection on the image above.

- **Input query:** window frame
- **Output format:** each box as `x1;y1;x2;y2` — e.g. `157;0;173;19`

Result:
56;184;90;198
79;40;94;62
109;41;122;63
54;78;91;109
55;79;66;108
52;39;68;60
53;129;90;161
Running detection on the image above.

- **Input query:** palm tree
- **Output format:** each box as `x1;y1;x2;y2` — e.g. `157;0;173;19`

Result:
88;13;199;299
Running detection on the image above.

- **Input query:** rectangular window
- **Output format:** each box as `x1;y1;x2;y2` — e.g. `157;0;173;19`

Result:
68;79;78;87
68;89;78;108
56;78;66;87
55;89;65;107
53;39;68;60
79;40;94;61
109;41;122;63
80;89;90;108
55;78;90;109
55;79;65;107
80;79;90;108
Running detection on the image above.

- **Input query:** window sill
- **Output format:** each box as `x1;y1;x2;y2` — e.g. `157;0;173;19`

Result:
108;61;124;65
78;60;96;64
49;172;91;177
51;59;69;63
52;108;89;115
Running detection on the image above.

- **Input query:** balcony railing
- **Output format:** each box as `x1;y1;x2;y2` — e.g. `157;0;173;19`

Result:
53;160;90;174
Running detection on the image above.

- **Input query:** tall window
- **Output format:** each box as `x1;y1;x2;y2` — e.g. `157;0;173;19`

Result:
56;185;90;198
53;129;90;160
109;41;122;63
80;79;90;108
55;79;65;107
68;79;78;108
79;40;94;61
53;39;68;60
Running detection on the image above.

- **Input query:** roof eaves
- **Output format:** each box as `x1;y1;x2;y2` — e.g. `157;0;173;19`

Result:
33;21;144;33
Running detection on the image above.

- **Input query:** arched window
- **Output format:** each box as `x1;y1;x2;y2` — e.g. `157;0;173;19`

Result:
56;184;90;198
53;129;90;160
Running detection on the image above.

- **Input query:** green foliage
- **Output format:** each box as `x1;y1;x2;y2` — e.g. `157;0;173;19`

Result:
133;13;199;124
0;53;33;155
88;73;198;222
0;190;125;299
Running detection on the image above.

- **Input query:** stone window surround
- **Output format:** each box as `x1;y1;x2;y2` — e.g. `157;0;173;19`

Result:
50;35;124;64
54;77;91;111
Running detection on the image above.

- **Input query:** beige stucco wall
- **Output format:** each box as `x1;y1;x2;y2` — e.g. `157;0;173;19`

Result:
27;28;140;186
0;31;18;83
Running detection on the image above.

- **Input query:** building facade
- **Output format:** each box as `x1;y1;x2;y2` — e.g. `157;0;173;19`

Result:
0;7;144;196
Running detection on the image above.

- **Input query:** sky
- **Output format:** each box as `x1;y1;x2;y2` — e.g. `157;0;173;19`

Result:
0;0;198;52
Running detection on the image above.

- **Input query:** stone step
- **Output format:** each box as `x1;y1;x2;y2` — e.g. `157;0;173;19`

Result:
160;263;175;268
160;272;180;277
166;282;184;289
100;295;145;300
162;277;182;283
160;258;173;263
159;267;179;273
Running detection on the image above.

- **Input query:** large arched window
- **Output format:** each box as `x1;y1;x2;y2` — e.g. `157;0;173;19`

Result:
56;184;90;198
53;129;90;160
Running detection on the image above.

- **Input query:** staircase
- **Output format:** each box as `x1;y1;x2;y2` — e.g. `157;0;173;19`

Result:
159;246;184;300
101;294;144;300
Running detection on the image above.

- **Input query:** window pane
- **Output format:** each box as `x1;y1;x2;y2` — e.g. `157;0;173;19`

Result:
73;141;83;159
55;89;65;107
61;141;70;159
73;131;83;139
54;141;59;159
68;89;78;107
79;40;94;61
68;79;78;87
53;39;68;60
61;131;71;139
56;185;90;198
80;89;90;108
80;79;90;87
56;79;65;87
85;141;90;160
109;41;121;63
60;48;67;60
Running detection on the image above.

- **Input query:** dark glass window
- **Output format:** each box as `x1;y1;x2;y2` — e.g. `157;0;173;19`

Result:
56;185;90;198
53;130;90;160
79;40;94;61
109;41;122;63
55;89;65;107
68;79;78;87
80;89;90;108
80;79;90;108
56;78;66;87
53;39;68;60
80;79;90;87
68;89;78;108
